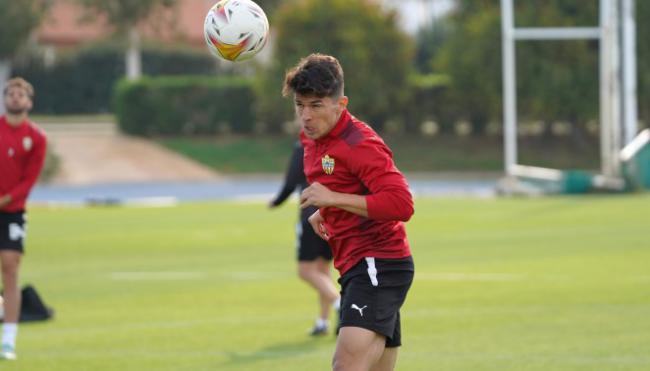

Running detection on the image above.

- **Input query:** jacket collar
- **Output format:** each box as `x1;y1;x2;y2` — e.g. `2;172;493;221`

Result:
0;116;29;129
317;109;351;143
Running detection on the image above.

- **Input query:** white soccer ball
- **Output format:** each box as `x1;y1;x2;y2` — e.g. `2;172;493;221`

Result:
204;0;269;62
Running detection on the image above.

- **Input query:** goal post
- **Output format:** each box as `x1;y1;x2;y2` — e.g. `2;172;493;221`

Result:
499;0;637;193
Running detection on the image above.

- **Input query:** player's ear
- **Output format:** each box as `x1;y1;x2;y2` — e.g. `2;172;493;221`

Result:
338;96;348;109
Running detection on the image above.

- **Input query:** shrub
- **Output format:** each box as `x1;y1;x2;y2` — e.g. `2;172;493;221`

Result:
12;44;217;114
113;76;255;136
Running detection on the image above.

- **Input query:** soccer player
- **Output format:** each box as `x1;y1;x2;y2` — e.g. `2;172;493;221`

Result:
0;78;47;361
283;54;415;371
269;141;340;336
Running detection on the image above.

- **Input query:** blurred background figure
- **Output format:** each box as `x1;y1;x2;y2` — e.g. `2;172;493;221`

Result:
269;141;340;336
0;78;47;361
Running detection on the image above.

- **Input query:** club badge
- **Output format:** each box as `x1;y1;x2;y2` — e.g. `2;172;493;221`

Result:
23;137;33;151
322;155;335;175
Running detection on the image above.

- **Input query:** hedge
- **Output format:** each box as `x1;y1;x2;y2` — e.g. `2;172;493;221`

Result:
12;45;217;114
113;76;256;136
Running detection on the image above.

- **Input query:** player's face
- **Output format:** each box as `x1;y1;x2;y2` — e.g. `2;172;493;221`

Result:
3;86;33;115
294;93;348;140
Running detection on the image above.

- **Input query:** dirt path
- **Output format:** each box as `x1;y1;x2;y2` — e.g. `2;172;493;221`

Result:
43;123;220;185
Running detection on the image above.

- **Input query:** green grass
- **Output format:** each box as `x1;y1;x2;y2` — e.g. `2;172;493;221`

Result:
159;135;600;174
7;194;650;370
160;136;297;173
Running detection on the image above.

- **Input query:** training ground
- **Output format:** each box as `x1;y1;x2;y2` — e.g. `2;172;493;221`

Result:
7;195;650;370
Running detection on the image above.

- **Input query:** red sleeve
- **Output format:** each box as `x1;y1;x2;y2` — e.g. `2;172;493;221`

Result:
8;132;47;203
349;138;414;221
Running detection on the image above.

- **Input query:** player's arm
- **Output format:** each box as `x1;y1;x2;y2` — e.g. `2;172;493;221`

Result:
349;139;414;222
7;134;47;204
301;139;414;221
300;182;368;217
270;144;303;208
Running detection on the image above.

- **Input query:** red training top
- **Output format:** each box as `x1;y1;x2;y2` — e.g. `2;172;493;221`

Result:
0;116;47;212
300;109;414;275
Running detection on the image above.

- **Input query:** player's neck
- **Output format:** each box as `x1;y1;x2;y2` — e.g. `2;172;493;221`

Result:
5;113;27;127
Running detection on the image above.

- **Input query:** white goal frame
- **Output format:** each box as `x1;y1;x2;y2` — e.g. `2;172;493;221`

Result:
500;0;637;189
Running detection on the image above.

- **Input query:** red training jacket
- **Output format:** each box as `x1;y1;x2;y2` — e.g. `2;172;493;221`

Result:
0;116;47;212
300;109;413;275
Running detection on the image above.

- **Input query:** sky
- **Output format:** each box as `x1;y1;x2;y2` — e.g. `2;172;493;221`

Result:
381;0;456;34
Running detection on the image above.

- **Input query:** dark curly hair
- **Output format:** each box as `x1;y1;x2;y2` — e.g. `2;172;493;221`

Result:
283;54;344;98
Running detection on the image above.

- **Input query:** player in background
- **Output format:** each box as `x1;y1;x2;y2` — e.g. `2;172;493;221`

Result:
0;78;47;361
269;141;340;335
284;54;415;371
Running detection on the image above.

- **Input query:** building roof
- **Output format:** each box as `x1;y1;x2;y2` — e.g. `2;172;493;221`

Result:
36;0;214;48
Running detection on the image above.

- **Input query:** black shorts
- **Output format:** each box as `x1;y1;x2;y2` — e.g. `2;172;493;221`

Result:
338;256;414;348
296;218;333;262
0;212;26;253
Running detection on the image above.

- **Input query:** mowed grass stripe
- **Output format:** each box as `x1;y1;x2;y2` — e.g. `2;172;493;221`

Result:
4;195;648;370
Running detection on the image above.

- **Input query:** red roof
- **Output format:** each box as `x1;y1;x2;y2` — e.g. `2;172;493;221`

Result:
36;0;214;48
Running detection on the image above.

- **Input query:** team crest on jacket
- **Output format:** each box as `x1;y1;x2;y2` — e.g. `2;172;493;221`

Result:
23;137;33;151
322;155;335;175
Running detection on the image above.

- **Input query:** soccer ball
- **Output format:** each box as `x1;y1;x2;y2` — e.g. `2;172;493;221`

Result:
204;0;269;62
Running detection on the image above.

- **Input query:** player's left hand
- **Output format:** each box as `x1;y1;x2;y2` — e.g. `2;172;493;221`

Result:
300;182;335;209
307;209;330;241
0;195;11;209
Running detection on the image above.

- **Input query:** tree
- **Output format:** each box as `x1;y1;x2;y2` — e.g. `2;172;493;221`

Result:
414;18;451;74
252;0;283;19
516;0;599;142
256;0;414;132
0;0;49;114
432;0;601;136
433;3;502;135
78;0;176;80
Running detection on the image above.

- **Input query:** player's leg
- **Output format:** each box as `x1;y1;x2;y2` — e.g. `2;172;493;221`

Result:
298;259;338;306
0;251;21;323
298;258;337;294
0;250;21;360
370;311;402;371
336;257;414;370
315;230;338;307
298;218;339;334
298;259;339;334
314;257;339;317
370;347;398;371
316;257;341;322
0;212;24;360
333;326;386;371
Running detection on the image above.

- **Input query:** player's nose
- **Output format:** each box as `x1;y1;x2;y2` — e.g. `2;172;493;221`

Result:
300;108;312;121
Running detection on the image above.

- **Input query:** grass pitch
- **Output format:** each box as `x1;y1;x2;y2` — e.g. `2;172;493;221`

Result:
7;194;650;370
